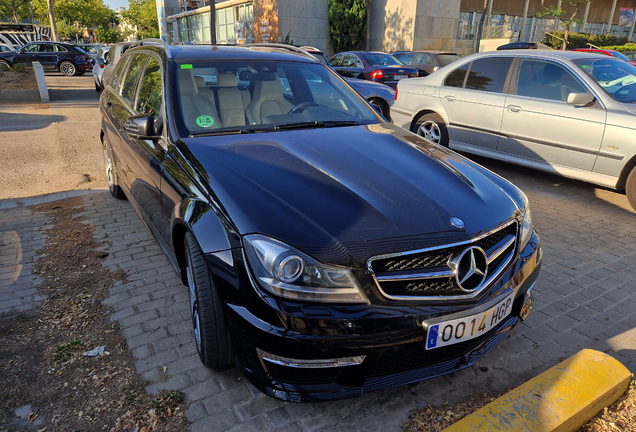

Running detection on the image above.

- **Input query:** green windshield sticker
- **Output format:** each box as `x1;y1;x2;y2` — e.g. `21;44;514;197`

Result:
582;65;589;68
180;64;193;69
196;115;215;128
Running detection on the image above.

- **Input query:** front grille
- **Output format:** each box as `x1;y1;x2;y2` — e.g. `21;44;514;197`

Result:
369;221;518;300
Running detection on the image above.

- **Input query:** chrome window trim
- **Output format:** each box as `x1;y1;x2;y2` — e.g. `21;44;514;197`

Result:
368;218;518;302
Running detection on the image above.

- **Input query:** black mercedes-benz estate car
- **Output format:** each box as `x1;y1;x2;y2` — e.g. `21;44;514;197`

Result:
99;39;542;402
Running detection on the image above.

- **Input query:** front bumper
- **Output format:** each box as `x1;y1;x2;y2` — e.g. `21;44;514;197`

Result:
224;232;542;402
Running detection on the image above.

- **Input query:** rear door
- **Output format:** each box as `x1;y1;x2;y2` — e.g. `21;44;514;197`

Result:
498;58;606;171
440;56;514;150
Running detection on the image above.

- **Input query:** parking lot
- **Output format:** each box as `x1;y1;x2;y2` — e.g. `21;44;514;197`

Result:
1;72;635;432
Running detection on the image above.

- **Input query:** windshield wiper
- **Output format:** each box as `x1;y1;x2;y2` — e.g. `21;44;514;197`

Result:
189;121;361;137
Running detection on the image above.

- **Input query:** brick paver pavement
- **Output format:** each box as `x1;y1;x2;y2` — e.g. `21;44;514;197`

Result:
1;158;635;431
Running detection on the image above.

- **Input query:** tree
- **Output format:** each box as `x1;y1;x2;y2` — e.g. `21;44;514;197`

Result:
120;0;159;39
0;0;31;23
537;0;590;50
47;0;59;41
364;0;371;51
328;0;366;53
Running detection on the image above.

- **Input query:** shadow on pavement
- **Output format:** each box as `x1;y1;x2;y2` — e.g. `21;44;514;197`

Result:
49;88;100;101
0;111;65;132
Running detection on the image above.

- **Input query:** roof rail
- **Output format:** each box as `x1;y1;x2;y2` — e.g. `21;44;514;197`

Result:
131;38;173;58
243;43;315;59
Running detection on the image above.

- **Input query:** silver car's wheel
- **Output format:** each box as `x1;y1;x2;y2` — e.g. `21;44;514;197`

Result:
60;61;77;77
102;143;126;199
412;113;449;147
626;167;636;212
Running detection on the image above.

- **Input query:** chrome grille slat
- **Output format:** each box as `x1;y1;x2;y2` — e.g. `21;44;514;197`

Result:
368;220;518;301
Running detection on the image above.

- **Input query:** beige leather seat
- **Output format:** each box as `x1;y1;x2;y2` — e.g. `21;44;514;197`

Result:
217;73;251;127
178;69;221;130
194;75;216;106
245;79;293;124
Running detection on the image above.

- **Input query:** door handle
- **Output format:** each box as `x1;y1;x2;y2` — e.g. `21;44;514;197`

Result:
444;95;456;102
507;105;522;113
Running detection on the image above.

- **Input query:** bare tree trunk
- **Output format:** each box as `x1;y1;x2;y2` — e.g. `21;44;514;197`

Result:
365;0;372;51
210;1;216;44
47;0;59;42
474;0;488;53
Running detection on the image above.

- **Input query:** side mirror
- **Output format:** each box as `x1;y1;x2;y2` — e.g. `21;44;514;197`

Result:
567;92;595;107
124;114;162;140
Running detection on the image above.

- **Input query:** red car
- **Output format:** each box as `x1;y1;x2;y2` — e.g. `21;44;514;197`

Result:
570;48;636;66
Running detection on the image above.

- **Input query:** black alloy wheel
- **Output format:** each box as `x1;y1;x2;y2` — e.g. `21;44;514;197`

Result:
184;232;233;368
60;60;78;77
412;112;449;147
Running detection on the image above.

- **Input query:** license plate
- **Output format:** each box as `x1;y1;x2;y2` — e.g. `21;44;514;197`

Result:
394;74;408;80
425;293;514;350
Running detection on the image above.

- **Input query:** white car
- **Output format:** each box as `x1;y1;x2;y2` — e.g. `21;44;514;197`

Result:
391;49;636;210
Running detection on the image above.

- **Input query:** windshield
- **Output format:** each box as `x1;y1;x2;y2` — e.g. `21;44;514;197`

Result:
574;58;636;103
438;54;460;66
610;51;631;62
175;60;380;136
362;54;403;66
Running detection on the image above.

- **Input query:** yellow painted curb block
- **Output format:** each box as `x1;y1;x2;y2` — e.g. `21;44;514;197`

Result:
443;349;632;432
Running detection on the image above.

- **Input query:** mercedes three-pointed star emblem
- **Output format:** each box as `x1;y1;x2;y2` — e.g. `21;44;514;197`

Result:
451;246;488;292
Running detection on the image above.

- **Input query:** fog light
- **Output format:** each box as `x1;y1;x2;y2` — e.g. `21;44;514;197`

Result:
520;290;533;321
257;348;365;368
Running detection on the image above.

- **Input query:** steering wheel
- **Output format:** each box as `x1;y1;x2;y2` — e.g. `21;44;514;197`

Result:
288;101;320;114
614;82;636;101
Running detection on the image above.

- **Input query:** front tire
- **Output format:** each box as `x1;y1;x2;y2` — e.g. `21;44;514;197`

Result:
412;113;449;147
0;60;11;71
60;61;77;77
184;232;233;368
626;167;636;211
102;141;126;199
368;97;391;121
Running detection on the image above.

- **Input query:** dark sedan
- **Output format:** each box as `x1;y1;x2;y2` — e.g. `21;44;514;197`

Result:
392;50;460;76
0;41;93;76
329;51;418;88
100;40;541;402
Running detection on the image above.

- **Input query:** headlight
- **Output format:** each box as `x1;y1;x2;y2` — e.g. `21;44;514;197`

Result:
243;234;369;304
518;193;533;251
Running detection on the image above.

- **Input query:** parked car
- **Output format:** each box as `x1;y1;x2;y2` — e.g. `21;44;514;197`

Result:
100;39;540;402
571;48;636;66
392;50;461;76
101;41;135;87
392;49;636;210
300;45;395;119
93;45;111;92
497;42;541;50
329;51;418;88
0;41;93;76
624;51;636;61
0;43;13;53
79;43;103;61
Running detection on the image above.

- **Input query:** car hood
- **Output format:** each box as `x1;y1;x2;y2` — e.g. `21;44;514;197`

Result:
180;123;522;266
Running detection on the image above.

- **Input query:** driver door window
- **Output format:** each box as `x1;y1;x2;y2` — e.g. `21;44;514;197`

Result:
136;57;163;121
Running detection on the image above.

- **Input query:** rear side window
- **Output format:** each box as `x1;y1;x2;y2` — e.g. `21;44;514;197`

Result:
413;53;432;64
444;63;469;88
464;57;513;93
121;54;148;103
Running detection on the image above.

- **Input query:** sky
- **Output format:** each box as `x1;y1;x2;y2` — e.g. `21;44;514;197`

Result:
103;0;128;11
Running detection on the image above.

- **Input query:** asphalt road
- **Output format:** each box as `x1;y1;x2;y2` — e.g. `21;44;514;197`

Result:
0;73;107;200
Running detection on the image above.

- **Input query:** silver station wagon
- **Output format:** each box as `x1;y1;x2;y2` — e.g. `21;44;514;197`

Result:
391;50;636;210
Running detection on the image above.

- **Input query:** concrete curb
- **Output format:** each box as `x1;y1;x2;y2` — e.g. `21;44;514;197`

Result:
444;349;632;431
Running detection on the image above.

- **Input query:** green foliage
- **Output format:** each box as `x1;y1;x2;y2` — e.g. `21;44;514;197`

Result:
0;0;32;23
13;63;26;72
543;31;629;49
121;0;159;40
599;43;636;52
537;0;590;49
95;26;123;43
31;0;115;29
52;339;83;361
328;0;367;53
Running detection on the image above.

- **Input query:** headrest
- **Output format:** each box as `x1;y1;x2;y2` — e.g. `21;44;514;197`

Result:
178;69;197;96
194;75;206;87
218;73;238;87
239;70;277;81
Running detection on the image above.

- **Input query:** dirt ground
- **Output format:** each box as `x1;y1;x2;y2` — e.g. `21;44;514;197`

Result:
0;69;38;90
0;197;189;431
